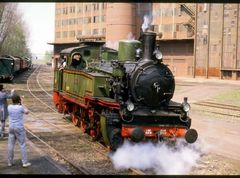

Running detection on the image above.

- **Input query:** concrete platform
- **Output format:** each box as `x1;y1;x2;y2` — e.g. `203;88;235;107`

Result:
0;132;70;174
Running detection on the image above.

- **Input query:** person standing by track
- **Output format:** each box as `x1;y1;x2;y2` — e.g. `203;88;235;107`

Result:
7;94;31;167
0;84;15;138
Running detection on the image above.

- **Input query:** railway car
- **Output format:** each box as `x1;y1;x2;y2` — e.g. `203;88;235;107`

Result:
0;56;14;81
0;55;32;82
23;57;32;69
14;56;29;71
2;55;21;73
53;31;198;150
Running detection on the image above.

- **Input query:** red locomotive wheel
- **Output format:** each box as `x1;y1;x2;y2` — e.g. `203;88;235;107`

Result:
80;120;87;133
56;104;63;113
71;114;79;127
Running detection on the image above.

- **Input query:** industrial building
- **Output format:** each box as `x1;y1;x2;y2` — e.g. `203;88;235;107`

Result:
195;3;240;80
50;3;240;80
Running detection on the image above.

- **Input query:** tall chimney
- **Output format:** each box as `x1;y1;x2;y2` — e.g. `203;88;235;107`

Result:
141;31;156;61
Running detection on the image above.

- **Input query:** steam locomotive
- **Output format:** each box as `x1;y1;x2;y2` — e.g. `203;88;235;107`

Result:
53;31;198;150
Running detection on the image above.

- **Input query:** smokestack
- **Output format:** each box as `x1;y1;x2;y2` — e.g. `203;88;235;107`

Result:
141;31;156;61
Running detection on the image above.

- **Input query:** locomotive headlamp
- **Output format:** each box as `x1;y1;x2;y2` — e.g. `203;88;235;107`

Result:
183;103;191;112
182;97;191;112
153;45;163;61
126;101;135;112
155;51;163;60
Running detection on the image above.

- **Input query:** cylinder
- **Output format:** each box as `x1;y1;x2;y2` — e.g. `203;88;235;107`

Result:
118;40;141;61
106;3;137;49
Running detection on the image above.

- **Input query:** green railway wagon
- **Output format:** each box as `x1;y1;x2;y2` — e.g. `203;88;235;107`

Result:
0;57;14;81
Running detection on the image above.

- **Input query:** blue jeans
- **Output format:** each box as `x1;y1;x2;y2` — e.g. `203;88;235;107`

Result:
8;127;29;164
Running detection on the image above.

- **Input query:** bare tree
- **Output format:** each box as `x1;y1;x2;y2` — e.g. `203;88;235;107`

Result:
0;3;19;53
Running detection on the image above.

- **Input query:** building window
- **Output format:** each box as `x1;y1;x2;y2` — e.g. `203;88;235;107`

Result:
93;16;99;23
162;9;173;16
153;25;158;33
93;29;98;35
84;17;91;24
68;18;76;25
55;32;60;38
224;10;229;17
69;19;73;25
63;31;68;38
101;28;106;35
101;15;105;22
174;7;181;16
63;7;68;15
93;3;99;11
102;3;106;9
175;24;180;31
69;31;75;37
69;6;75;13
162;24;173;32
77;30;82;36
85;4;91;12
55;8;61;15
77;17;83;24
77;6;82;13
84;29;91;35
55;20;61;27
62;19;68;26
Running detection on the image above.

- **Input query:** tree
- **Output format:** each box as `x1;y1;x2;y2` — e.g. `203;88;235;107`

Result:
0;3;32;58
1;21;31;58
0;3;18;52
44;50;53;64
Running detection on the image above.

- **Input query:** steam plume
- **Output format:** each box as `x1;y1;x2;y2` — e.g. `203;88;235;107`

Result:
110;139;206;175
141;14;153;32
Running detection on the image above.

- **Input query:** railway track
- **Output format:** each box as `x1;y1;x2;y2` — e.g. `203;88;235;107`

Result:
17;64;145;175
8;64;239;175
193;101;240;118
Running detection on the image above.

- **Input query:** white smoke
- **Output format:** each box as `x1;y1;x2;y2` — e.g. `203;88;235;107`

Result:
127;32;135;40
141;14;153;32
105;40;119;50
110;139;207;175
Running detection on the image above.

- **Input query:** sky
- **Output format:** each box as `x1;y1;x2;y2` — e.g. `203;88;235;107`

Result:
18;3;55;59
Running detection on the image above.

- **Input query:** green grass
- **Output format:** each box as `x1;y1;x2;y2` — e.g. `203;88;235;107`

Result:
212;89;240;106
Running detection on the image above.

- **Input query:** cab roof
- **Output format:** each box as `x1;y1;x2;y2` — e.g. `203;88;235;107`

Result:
60;41;117;55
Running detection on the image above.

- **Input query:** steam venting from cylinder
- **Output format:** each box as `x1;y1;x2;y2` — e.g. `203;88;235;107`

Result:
142;32;156;61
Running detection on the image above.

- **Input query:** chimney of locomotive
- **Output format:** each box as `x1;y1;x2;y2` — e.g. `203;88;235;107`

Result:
141;31;157;61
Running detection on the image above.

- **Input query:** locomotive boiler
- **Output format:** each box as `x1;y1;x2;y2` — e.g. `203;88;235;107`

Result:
53;31;198;150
